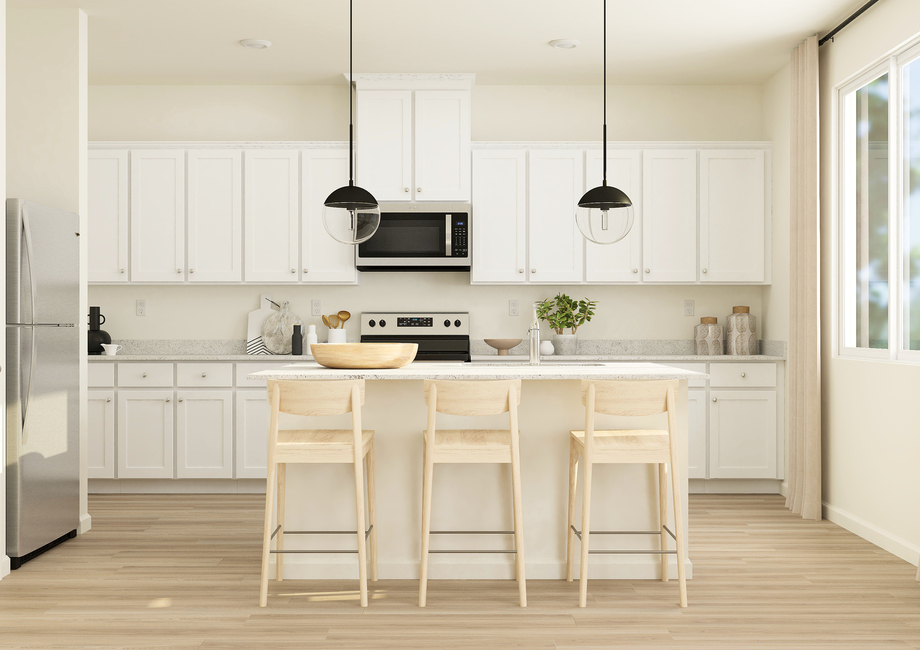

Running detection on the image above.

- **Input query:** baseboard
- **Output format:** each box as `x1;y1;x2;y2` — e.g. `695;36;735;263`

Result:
90;479;266;494
0;555;9;580
78;514;92;535
689;478;783;494
823;501;920;566
270;557;693;581
778;480;788;498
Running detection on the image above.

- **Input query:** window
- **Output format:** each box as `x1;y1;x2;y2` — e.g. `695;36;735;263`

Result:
837;39;920;362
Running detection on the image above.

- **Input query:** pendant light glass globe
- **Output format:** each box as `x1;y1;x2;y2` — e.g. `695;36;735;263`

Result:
323;183;381;245
575;184;634;245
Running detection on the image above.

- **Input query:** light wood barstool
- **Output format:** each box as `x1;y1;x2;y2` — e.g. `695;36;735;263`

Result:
259;379;378;608
419;379;527;608
566;379;687;608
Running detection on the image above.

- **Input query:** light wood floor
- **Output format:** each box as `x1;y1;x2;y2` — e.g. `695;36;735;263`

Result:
0;494;918;649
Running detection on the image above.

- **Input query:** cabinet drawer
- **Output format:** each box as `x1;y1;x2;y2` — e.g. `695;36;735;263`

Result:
117;363;174;387
661;363;707;388
709;363;775;388
236;362;289;388
177;363;233;387
88;363;115;387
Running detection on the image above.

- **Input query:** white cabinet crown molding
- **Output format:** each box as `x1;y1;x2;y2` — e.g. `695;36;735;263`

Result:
350;72;476;89
471;141;773;150
90;141;349;150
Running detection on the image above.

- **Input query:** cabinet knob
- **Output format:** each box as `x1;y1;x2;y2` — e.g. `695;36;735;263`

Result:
166;397;170;403
291;269;296;273
702;268;707;274
712;397;717;402
177;269;182;273
417;187;422;193
303;269;308;273
404;187;409;193
190;269;194;273
645;269;650;274
142;373;147;378
106;398;111;402
518;269;524;274
178;398;183;402
741;372;746;378
120;269;125;274
201;372;207;378
531;269;536;274
632;268;638;273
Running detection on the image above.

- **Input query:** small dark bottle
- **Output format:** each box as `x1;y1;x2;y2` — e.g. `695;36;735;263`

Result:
291;324;303;355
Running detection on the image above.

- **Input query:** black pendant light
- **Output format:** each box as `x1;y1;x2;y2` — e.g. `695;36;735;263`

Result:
323;0;380;245
575;0;634;245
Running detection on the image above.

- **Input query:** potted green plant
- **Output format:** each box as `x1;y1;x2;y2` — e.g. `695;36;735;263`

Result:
536;293;597;356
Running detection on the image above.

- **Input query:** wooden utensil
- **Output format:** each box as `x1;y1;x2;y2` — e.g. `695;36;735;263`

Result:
337;310;351;328
322;315;332;329
329;314;340;329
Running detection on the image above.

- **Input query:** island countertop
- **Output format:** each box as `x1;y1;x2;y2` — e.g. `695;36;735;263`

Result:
248;361;708;382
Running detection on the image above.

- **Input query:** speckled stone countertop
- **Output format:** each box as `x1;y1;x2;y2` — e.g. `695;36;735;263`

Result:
87;353;784;362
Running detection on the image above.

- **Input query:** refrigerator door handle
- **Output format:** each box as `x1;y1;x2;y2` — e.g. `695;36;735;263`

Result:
20;325;33;445
21;206;37;327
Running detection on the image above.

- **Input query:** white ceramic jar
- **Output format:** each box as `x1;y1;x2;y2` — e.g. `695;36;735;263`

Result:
694;317;724;355
726;306;757;355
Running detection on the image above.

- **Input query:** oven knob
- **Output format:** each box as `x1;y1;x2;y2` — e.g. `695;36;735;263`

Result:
444;319;451;327
378;319;387;328
454;320;461;327
368;320;376;328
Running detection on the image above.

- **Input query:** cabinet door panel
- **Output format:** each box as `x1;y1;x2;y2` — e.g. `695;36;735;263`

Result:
244;150;299;283
130;150;186;282
687;389;707;479
414;90;471;201
177;391;232;479
642;150;697;283
709;390;777;479
356;90;412;201
187;150;242;282
301;149;358;284
528;150;584;283
236;390;268;479
88;390;115;479
699;150;765;282
471;150;526;283
117;390;174;479
584;150;642;283
88;151;129;283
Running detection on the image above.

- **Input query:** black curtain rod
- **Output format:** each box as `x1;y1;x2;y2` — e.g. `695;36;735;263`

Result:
819;0;881;46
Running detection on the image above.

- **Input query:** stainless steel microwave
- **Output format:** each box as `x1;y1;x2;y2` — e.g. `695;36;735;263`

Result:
356;202;471;272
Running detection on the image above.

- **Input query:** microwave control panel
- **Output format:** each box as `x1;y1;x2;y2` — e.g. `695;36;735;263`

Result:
451;215;468;258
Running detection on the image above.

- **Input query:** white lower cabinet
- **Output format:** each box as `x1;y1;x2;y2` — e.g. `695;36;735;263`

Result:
176;391;233;478
687;389;707;479
87;390;115;479
709;390;777;479
236;390;269;479
117;390;174;479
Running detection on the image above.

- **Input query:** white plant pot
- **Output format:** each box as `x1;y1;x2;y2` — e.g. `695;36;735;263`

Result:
552;333;577;356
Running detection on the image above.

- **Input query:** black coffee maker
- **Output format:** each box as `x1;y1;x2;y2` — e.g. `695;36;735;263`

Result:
87;306;111;355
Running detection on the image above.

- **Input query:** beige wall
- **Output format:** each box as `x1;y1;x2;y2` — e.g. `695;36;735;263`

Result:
90;83;765;142
87;81;770;343
7;7;90;543
820;0;920;564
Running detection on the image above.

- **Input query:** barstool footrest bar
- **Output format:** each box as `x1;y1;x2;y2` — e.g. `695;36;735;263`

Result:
282;529;372;536
270;525;281;540
428;550;517;554
588;550;678;555
662;525;677;541
430;530;515;535
271;549;360;554
571;525;664;541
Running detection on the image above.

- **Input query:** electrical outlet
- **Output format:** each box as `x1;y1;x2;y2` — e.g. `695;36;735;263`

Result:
136;299;147;317
684;299;695;317
312;300;322;317
509;299;520;316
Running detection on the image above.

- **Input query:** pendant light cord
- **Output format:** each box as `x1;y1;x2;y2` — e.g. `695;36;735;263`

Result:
348;0;354;186
602;0;607;187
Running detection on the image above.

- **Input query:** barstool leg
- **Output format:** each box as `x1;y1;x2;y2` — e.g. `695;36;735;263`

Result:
259;460;277;608
658;463;668;582
419;437;434;607
566;440;579;582
353;448;368;608
366;440;379;582
668;456;688;607
510;431;526;607
578;458;593;608
276;463;286;581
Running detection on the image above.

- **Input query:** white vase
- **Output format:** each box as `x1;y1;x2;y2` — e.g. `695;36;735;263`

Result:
540;340;555;356
552;333;577;356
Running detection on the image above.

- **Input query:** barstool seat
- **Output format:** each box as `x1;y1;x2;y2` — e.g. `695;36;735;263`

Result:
427;429;514;463
569;429;670;461
275;429;375;463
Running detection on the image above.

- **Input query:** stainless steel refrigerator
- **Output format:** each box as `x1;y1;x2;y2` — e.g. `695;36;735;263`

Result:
6;199;80;569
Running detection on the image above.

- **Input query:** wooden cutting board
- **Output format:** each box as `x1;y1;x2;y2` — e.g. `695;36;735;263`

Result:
246;293;278;355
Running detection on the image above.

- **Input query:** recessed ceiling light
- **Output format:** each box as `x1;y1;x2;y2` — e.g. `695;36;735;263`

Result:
240;39;272;50
549;39;581;50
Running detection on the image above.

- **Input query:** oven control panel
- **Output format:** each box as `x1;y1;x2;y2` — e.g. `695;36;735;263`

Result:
361;312;469;336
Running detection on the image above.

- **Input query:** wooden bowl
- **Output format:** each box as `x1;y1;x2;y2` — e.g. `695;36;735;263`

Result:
484;338;523;356
310;343;419;369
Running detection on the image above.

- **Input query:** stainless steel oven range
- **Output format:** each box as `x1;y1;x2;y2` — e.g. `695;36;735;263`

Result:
360;312;470;361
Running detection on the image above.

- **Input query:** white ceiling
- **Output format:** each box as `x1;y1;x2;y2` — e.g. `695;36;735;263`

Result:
13;0;861;85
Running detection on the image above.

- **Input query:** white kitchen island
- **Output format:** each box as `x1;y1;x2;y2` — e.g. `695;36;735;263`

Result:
249;361;705;582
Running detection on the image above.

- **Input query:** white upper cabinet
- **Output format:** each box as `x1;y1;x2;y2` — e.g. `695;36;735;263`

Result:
301;149;358;284
699;150;766;283
642;150;698;283
244;150;299;283
414;90;471;201
584;149;643;283
130;150;186;282
528;150;585;284
356;90;413;201
471;150;527;283
187;150;242;283
88;150;129;283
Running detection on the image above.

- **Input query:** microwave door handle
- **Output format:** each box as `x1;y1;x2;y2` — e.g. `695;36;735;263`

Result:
446;215;451;257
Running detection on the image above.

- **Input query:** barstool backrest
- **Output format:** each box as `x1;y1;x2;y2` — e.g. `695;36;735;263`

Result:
581;379;678;417
424;379;522;416
268;379;365;417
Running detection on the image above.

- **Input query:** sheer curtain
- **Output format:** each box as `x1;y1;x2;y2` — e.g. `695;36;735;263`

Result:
787;35;822;521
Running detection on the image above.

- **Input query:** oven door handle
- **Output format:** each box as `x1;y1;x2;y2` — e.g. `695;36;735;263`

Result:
446;214;452;257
